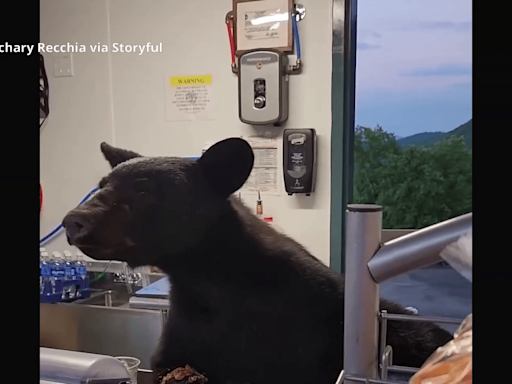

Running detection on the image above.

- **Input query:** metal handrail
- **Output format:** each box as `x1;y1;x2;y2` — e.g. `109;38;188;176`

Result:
368;213;472;284
339;309;465;384
343;204;471;384
381;312;464;324
378;310;464;378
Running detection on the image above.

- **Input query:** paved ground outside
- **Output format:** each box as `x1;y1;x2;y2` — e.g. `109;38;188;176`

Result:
380;264;472;382
380;263;472;333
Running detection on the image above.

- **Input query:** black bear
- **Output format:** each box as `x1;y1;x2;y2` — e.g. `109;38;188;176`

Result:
62;138;452;384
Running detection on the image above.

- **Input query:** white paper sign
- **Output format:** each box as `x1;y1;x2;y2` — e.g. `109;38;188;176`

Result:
165;74;214;121
242;136;279;195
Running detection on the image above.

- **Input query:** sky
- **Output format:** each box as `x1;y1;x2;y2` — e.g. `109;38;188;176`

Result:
355;0;472;138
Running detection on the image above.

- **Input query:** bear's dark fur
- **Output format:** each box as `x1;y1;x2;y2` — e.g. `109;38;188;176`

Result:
63;138;453;384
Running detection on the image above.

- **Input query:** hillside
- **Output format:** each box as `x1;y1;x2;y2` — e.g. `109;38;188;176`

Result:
397;132;445;148
449;119;472;149
398;119;472;150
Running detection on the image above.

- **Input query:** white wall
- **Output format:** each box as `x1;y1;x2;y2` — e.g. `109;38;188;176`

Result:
40;0;333;265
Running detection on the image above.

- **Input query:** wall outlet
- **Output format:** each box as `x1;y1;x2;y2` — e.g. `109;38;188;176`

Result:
53;53;74;77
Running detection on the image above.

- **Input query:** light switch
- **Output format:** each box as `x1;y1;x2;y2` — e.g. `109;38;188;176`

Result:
53;53;74;77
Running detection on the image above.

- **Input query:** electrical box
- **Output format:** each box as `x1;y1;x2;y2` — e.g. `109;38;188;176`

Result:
238;49;289;125
53;53;74;78
283;129;317;196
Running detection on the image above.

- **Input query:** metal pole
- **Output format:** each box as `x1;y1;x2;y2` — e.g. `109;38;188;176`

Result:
368;212;472;284
344;204;382;383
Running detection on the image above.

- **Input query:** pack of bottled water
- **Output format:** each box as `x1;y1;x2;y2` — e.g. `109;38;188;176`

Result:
40;248;90;303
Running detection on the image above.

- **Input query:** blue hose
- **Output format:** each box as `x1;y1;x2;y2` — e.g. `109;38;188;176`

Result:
292;13;301;60
40;187;99;245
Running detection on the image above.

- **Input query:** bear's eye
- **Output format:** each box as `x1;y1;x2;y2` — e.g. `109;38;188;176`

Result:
132;178;154;196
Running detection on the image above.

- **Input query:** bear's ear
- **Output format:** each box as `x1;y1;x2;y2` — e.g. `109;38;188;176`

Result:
100;142;142;168
198;138;254;198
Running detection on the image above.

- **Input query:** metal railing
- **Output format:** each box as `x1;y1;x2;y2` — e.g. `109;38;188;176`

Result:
342;204;472;384
378;311;464;380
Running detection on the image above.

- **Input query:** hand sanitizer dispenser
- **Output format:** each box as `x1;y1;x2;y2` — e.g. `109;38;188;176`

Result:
238;49;289;125
283;129;317;196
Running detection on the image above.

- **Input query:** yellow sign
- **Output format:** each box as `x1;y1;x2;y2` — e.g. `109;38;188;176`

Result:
170;75;212;87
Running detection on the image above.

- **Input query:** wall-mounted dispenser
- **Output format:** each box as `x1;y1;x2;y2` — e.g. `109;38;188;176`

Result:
238;49;289;125
283;128;317;196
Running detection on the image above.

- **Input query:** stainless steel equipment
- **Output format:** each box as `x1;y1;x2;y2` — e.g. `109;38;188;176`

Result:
40;347;131;384
40;271;168;370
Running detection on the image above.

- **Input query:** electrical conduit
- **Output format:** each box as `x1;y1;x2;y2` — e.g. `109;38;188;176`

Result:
40;187;99;245
291;12;301;60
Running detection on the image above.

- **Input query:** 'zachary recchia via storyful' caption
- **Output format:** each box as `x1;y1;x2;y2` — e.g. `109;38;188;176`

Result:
0;42;163;56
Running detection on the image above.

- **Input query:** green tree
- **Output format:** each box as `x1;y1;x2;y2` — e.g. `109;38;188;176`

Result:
353;126;401;204
353;127;472;229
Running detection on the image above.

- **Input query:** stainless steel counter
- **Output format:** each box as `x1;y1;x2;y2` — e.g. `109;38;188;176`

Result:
40;288;168;370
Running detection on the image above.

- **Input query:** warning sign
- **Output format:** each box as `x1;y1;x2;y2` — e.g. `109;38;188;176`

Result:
170;75;212;87
165;74;215;121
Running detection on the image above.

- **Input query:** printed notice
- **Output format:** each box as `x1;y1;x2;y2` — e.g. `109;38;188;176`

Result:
241;136;279;195
165;74;214;122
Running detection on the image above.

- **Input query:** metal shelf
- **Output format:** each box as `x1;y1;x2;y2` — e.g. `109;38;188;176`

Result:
85;260;126;274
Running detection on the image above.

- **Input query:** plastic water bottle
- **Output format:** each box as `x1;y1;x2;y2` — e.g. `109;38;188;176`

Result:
51;252;66;300
75;252;89;298
40;252;53;296
39;254;43;293
75;252;87;278
63;251;77;299
40;247;46;271
63;251;77;280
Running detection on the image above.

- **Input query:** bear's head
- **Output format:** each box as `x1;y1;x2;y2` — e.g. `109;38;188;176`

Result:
62;138;254;268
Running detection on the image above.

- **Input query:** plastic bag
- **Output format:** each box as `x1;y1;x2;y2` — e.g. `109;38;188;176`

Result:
409;229;472;384
439;228;472;282
409;314;472;384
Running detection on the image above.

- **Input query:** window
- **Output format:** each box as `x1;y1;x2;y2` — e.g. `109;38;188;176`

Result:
354;0;472;229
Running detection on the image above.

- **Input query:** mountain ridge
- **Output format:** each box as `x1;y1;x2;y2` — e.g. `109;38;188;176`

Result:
397;119;472;150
